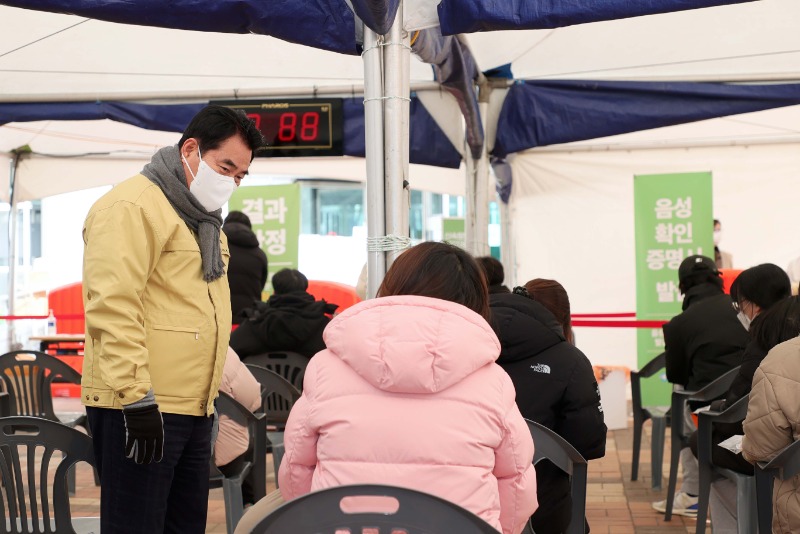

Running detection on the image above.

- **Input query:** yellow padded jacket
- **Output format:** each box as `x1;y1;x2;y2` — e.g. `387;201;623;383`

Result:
81;174;231;417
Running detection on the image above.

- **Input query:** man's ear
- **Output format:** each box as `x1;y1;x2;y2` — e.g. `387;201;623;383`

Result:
181;138;198;158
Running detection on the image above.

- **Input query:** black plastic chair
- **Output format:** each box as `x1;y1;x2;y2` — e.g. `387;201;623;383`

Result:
0;391;9;417
664;366;741;521
631;352;668;490
695;396;755;534
525;419;588;534
242;351;308;392
243;484;501;534
754;438;800;533
210;391;268;534
245;364;301;486
0;416;99;534
0;349;94;493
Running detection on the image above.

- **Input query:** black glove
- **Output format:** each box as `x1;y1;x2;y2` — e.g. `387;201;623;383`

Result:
123;403;164;465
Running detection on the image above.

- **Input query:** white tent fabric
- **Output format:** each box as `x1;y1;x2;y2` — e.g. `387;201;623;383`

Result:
2;0;800;369
509;138;800;370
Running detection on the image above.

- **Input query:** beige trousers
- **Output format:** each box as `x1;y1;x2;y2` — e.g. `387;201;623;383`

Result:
234;490;285;534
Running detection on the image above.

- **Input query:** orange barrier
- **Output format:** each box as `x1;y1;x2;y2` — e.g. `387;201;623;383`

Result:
48;282;85;334
306;280;362;313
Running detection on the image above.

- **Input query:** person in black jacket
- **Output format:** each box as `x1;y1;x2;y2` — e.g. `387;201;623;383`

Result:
689;266;789;491
229;268;337;359
652;255;749;517
223;210;268;323
488;277;606;534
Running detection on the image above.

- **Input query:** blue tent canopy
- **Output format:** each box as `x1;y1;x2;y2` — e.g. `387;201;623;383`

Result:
438;0;755;34
1;0;754;54
0;97;462;168
493;80;800;157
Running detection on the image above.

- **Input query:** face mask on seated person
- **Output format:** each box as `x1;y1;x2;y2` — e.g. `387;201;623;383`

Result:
183;148;237;212
737;311;752;331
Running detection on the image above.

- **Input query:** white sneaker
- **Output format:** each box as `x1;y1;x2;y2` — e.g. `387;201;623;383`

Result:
652;492;699;517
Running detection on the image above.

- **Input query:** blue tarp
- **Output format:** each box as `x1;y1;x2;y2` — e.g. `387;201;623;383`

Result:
0;98;462;168
493;81;800;157
350;0;400;35
438;0;755;34
3;0;754;53
1;0;360;54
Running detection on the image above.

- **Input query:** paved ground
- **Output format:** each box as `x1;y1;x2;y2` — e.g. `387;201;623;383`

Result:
55;399;702;533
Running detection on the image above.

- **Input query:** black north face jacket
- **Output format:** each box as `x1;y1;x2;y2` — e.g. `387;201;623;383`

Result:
490;292;606;534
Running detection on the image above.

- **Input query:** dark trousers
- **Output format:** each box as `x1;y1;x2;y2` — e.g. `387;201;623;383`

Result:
86;406;213;534
218;454;255;505
689;428;753;475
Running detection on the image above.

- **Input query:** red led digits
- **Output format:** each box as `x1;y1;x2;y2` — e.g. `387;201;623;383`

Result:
300;112;319;141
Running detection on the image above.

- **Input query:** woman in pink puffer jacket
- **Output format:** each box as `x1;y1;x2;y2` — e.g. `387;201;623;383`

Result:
278;242;537;534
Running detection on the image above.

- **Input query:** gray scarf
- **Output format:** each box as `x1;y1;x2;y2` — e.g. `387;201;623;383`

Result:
141;145;225;282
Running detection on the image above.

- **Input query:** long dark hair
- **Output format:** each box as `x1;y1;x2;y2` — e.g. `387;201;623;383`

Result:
524;278;574;344
753;296;800;353
378;242;489;320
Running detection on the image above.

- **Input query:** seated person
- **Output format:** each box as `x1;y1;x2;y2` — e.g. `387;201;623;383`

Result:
278;242;537;534
742;296;800;532
215;347;261;505
489;277;606;534
223;210;268;324
653;255;749;517
230;268;338;359
477;256;511;294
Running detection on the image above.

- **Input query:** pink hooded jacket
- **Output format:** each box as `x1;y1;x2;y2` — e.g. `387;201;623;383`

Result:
278;295;537;534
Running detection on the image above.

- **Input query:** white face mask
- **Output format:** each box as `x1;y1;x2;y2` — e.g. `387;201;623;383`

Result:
714;230;722;246
737;310;752;331
183;148;237;212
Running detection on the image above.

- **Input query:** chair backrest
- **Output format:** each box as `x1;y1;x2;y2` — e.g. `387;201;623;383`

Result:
0;416;95;534
246;484;500;534
210;392;267;479
526;419;588;534
242;352;307;392
0;350;82;419
755;438;800;533
631;352;666;413
244;364;301;427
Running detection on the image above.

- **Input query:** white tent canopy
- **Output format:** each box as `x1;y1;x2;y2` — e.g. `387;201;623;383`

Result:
2;0;800;369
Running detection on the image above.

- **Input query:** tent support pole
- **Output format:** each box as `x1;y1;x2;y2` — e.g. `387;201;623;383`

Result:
383;2;410;268
363;27;386;299
499;199;516;287
465;83;491;256
6;149;25;350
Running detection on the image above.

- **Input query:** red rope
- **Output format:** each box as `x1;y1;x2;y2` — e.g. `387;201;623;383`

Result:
573;319;667;328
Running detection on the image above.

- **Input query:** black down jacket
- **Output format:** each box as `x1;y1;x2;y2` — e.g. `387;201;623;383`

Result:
663;283;749;391
229;291;337;359
490;292;606;534
222;221;268;324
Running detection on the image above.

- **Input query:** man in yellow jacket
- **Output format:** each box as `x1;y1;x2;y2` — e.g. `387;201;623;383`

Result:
82;105;263;533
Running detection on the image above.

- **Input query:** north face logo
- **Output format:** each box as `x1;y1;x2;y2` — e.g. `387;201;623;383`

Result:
531;364;551;374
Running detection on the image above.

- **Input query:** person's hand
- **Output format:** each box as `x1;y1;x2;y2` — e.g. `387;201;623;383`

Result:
122;403;164;464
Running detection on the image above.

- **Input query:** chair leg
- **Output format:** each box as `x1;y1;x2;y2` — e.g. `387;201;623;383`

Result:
651;417;666;491
222;477;245;534
664;433;682;521
736;475;756;534
755;469;773;534
66;451;76;495
695;461;711;534
632;415;643;482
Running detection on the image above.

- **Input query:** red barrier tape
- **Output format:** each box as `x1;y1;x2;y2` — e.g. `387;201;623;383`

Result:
571;312;636;318
0;314;85;320
573;319;667;328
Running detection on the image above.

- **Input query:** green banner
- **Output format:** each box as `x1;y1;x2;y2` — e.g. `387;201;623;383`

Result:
442;218;466;249
228;184;301;294
634;172;713;406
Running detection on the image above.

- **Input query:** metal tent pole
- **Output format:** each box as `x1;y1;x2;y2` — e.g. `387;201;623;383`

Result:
383;2;410;268
363;27;386;299
7;146;30;350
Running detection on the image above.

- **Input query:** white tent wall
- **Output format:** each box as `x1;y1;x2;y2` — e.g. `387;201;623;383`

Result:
509;141;800;372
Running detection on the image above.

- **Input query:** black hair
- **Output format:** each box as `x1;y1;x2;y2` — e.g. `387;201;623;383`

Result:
752;296;800;353
224;210;252;228
178;105;264;160
272;269;308;295
732;264;791;311
477;256;505;287
679;271;723;294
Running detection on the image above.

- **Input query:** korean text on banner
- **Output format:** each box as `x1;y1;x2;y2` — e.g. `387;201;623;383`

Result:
442;218;466;249
634;172;713;406
229;184;301;293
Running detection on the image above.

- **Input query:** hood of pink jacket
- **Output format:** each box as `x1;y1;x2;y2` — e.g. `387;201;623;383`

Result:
322;295;501;394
